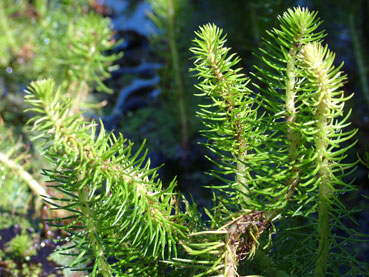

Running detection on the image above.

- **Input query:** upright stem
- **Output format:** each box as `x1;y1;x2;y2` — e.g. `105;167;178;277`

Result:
263;41;303;231
206;44;250;198
301;43;332;276
262;42;302;224
285;43;301;194
167;0;189;151
348;13;369;109
78;189;112;277
236;142;249;200
315;182;330;276
248;2;260;46
69;80;89;113
224;224;237;277
68;49;93;113
313;67;331;277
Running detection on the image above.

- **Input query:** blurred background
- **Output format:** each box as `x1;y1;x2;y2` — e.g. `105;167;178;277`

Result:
0;0;368;275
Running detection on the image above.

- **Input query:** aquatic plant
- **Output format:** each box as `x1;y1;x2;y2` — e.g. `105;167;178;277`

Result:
148;0;193;151
0;1;367;275
0;0;120;208
5;230;37;260
0;0;120;111
21;6;367;276
185;8;365;275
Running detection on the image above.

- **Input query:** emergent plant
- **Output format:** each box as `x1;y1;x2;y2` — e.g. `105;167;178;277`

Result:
23;7;367;276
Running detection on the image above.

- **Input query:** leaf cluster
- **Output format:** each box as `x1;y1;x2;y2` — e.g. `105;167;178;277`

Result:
187;7;367;275
11;5;369;277
25;79;191;275
0;0;120;102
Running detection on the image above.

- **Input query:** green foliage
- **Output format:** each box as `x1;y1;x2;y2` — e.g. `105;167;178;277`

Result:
5;231;37;260
249;9;364;274
48;241;89;276
0;0;120;110
0;0;120;209
1;2;367;276
190;23;255;200
186;8;366;276
148;0;191;67
36;11;119;93
209;0;294;55
25;79;190;275
0;122;34;214
0;2;124;274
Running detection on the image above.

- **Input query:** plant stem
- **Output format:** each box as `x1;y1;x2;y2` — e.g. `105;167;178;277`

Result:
205;41;250;198
34;0;47;19
69;80;89;113
313;74;331;277
0;152;54;207
68;44;94;113
78;189;112;277
248;2;260;46
265;42;302;222
348;13;369;109
285;43;301;196
301;43;332;276
263;40;304;228
224;224;237;277
167;0;189;151
236;143;249;200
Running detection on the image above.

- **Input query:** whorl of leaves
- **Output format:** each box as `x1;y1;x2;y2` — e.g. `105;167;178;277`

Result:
25;79;189;275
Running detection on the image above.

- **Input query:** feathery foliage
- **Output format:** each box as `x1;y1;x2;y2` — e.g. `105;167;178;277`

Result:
0;0;120;112
25;79;189;275
187;7;367;276
3;4;366;276
188;22;272;277
0;0;121;216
